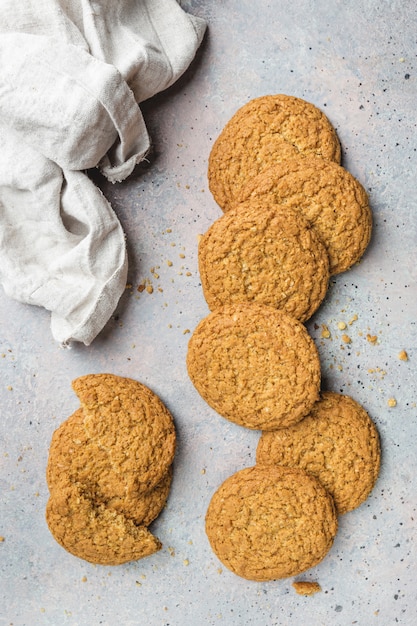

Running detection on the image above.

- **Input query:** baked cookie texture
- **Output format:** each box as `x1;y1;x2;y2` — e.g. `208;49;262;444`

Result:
46;374;176;565
237;156;372;275
205;465;338;581
198;201;330;322
256;391;381;514
186;303;321;430
208;94;341;211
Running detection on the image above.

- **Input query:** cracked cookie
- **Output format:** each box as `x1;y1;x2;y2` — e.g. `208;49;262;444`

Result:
256;391;381;514
186;303;321;430
208;94;341;211
237;155;372;275
46;374;176;564
198;201;330;322
205;465;337;580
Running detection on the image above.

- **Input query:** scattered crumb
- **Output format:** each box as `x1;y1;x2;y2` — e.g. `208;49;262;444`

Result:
6;386;13;391
366;334;378;344
292;581;322;596
398;350;408;361
348;314;358;325
387;398;397;407
201;468;206;475
341;334;351;344
321;324;331;339
337;321;347;330
146;285;154;294
166;260;173;267
0;536;5;542
81;576;87;583
183;559;189;566
168;546;175;557
183;329;190;335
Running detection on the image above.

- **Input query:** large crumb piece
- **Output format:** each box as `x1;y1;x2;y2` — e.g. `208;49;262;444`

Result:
292;581;322;596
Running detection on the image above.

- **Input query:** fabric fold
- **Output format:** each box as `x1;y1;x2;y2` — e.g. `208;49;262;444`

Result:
0;0;207;345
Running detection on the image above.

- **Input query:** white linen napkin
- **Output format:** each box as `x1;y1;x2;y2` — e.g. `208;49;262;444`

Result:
0;0;206;345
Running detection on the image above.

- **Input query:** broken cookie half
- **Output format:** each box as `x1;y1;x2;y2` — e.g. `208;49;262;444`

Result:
46;373;176;565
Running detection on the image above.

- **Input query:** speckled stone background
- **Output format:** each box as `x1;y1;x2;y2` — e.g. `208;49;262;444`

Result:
1;1;416;625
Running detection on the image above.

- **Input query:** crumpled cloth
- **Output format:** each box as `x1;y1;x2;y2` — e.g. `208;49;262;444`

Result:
0;0;206;345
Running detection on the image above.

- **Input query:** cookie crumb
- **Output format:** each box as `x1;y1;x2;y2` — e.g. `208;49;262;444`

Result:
341;334;351;344
146;285;154;294
292;581;322;596
398;350;408;361
81;576;87;582
348;314;358;325
337;321;347;330
321;324;331;339
0;536;5;542
366;334;378;344
183;558;189;566
387;397;397;407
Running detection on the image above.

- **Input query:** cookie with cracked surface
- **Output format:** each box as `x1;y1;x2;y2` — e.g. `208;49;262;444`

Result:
46;480;161;565
46;374;176;563
256;391;381;514
72;373;176;494
198;201;330;322
205;465;337;581
46;410;173;526
237;156;372;275
186;303;321;430
208;94;341;211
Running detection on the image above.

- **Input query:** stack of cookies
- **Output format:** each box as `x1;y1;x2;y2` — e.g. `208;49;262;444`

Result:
46;374;176;565
186;94;380;582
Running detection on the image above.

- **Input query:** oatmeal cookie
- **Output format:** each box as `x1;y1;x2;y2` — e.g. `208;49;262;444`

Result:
46;374;176;564
237;156;372;275
198;201;330;322
256;391;381;514
205;465;337;581
208;94;341;211
72;374;176;494
46;480;161;565
186;303;321;430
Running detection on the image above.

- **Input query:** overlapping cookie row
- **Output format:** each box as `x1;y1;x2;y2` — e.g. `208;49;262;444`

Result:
187;94;380;583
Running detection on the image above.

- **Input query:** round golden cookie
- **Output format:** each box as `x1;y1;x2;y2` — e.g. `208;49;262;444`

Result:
46;480;161;565
46;408;172;526
198;201;330;322
256;391;381;514
205;465;338;581
186;303;321;430
237;156;372;275
72;374;176;494
208;94;341;211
